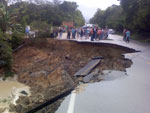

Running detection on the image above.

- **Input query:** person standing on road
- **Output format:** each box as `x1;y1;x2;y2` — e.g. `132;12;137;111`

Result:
97;28;102;40
126;30;131;43
80;28;84;38
93;26;98;40
103;29;108;39
85;28;90;39
72;28;76;39
106;28;109;39
123;29;127;41
25;25;30;38
59;27;63;39
90;28;95;41
25;26;29;36
76;28;80;38
67;28;71;39
100;29;104;39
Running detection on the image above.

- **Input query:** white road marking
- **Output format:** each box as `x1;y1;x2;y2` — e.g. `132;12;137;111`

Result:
67;92;76;113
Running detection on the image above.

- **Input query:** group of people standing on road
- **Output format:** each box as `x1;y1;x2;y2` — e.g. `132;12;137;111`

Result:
66;26;109;41
67;27;84;39
90;26;109;41
123;29;131;43
67;27;78;39
26;25;131;43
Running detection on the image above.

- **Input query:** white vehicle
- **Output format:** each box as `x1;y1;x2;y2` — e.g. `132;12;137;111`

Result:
108;29;115;34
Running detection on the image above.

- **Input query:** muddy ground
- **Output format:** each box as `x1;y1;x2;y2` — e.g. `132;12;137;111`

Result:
7;38;136;113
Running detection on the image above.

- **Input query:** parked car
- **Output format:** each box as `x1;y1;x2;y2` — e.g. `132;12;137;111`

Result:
108;29;115;34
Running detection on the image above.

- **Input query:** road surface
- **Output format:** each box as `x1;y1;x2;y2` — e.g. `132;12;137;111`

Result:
56;34;150;113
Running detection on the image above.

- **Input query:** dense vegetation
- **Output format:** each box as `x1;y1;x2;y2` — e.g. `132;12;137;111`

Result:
0;0;24;76
90;5;124;32
90;0;150;37
8;0;85;29
120;0;150;36
0;0;85;77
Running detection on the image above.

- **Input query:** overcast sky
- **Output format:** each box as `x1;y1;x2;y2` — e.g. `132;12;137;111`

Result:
65;0;120;22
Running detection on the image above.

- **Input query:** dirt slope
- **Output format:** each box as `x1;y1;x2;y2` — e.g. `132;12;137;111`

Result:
10;38;135;112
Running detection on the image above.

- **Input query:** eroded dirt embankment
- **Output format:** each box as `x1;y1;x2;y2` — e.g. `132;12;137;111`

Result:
9;38;135;112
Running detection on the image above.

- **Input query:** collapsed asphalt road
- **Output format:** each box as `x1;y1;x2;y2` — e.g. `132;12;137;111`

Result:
56;35;150;113
6;38;137;113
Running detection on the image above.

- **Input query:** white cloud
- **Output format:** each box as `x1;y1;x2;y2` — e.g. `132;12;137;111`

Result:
65;0;120;22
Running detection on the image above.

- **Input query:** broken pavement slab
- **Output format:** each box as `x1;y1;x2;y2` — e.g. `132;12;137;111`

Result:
83;69;99;83
74;59;101;77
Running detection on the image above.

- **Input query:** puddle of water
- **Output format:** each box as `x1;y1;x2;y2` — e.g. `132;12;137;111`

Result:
101;70;127;81
0;79;30;112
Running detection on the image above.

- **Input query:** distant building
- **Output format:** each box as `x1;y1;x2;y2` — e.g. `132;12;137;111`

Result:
62;21;74;28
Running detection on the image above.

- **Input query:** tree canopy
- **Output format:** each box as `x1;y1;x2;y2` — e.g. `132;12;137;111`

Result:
120;0;150;34
90;0;150;35
8;0;85;29
90;5;124;32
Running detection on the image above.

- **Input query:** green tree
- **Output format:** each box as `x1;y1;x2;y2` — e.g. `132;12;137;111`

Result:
120;0;150;35
90;9;106;28
0;1;23;77
8;1;85;28
90;5;125;32
0;2;9;33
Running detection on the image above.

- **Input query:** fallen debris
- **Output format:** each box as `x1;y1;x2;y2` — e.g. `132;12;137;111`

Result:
74;59;101;77
83;69;99;83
